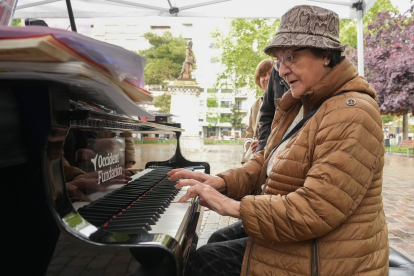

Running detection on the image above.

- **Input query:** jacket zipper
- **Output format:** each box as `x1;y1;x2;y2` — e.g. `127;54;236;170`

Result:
245;237;255;276
311;238;319;276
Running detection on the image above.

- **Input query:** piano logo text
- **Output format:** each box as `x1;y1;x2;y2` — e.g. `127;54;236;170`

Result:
98;165;123;184
91;153;120;171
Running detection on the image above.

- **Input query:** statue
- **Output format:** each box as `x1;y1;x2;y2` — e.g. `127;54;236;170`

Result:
177;40;194;80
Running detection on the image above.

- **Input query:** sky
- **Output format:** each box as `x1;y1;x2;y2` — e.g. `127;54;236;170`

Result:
390;0;413;13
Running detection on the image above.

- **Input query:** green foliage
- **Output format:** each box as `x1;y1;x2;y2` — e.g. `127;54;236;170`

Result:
220;114;230;123
207;88;218;93
381;114;395;124
152;92;171;113
228;105;245;129
221;89;233;93
207;96;219;108
12;19;21;26
206;112;220;128
339;0;398;48
139;32;187;85
211;19;280;97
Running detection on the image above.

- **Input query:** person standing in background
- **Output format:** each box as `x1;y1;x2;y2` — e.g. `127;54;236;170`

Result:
241;59;272;164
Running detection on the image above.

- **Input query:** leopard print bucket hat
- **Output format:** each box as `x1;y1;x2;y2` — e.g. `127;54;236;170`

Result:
264;5;348;56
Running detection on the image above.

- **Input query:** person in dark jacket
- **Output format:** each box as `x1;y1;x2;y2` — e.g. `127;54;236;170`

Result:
256;68;289;152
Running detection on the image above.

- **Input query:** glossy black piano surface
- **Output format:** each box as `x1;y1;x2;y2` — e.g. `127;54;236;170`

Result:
1;80;208;276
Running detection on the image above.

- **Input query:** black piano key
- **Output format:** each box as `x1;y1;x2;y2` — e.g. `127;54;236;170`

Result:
116;211;161;218
100;226;149;234
131;199;170;207
103;194;140;200
93;198;132;205
80;213;112;220
102;222;151;231
82;206;122;213
122;207;164;215
78;209;116;217
90;202;129;208
112;214;158;222
107;217;157;226
84;219;105;226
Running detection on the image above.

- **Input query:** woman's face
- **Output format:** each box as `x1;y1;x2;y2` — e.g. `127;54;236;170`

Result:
259;68;271;90
277;47;331;98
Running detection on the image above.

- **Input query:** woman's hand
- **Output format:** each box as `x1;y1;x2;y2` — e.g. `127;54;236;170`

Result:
250;140;259;153
66;183;91;202
175;179;240;218
167;169;227;192
68;178;105;194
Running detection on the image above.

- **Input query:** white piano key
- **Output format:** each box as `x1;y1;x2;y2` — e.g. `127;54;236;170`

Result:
148;186;194;239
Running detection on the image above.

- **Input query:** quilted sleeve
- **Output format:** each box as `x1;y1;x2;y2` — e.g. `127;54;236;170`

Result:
240;94;384;242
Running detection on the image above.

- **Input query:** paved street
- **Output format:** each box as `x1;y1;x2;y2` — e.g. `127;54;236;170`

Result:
46;144;414;275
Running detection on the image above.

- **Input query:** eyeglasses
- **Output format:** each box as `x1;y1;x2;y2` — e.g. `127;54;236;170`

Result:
272;47;307;72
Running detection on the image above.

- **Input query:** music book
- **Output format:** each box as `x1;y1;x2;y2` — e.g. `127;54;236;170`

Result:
0;66;153;118
0;30;153;103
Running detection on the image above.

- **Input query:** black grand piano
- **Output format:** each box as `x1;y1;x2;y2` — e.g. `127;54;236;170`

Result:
1;80;208;276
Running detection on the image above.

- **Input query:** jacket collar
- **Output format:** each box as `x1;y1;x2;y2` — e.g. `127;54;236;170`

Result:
275;57;374;114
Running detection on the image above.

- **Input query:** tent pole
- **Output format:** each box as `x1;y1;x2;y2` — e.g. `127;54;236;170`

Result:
355;2;364;76
65;0;77;32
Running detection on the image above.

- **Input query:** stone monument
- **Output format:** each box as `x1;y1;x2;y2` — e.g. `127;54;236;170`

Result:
168;40;204;151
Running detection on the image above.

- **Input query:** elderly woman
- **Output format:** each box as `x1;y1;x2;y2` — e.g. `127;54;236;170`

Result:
242;59;272;163
169;5;388;276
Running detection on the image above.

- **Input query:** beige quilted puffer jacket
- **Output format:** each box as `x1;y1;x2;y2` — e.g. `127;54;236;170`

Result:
217;57;388;276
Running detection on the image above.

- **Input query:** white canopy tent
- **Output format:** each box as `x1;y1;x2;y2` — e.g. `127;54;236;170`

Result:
12;0;379;75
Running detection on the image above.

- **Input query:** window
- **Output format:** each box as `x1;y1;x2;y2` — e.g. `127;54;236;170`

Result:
210;58;217;63
183;23;193;27
199;100;205;106
207;88;218;93
235;101;242;109
209;43;217;49
150;26;171;29
220;101;231;108
221;89;232;93
199;118;204;122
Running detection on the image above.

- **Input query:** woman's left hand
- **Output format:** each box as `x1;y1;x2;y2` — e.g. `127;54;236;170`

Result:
175;179;241;218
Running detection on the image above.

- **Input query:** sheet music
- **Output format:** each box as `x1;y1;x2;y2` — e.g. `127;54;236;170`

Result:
0;26;146;88
0;71;153;118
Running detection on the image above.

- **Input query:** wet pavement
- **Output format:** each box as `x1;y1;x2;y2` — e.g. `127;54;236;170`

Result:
46;144;414;275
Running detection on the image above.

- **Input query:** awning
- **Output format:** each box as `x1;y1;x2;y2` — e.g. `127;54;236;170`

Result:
12;0;378;75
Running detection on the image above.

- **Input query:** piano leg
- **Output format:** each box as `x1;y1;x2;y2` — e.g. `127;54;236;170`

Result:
2;83;64;275
3;163;61;275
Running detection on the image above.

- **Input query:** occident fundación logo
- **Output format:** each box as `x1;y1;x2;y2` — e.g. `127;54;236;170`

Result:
91;153;123;184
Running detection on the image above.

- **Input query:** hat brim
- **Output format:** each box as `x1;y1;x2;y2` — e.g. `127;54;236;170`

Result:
264;32;348;56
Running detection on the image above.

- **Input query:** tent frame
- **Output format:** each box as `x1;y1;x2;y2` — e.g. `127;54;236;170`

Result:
12;0;371;76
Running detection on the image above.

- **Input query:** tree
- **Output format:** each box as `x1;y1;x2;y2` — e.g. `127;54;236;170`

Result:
12;19;21;26
339;0;398;48
211;19;280;97
228;105;245;129
139;32;188;85
206;112;220;128
381;114;395;124
207;96;219;108
152;93;171;113
346;4;414;139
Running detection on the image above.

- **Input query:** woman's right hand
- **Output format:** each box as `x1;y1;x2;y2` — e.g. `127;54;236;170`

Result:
167;169;227;192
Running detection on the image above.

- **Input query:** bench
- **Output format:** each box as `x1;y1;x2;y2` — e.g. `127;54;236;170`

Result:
399;140;414;157
203;137;215;143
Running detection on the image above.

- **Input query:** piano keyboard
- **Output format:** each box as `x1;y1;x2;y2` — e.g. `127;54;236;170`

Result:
76;166;195;240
